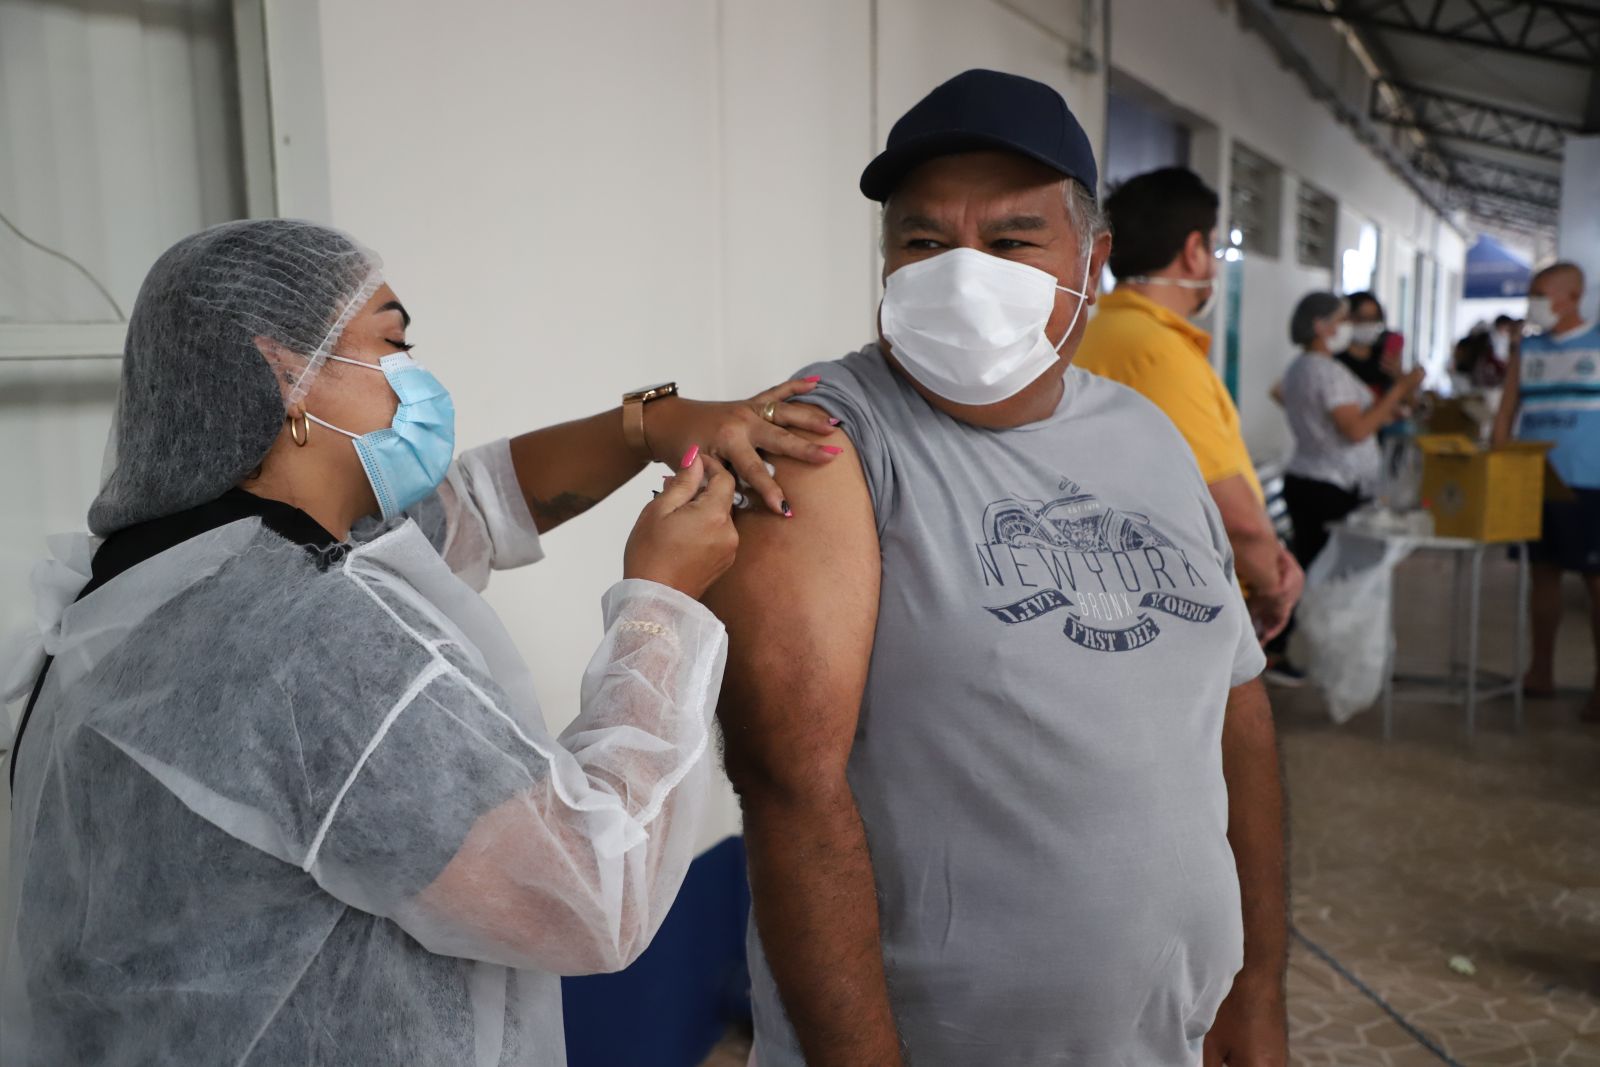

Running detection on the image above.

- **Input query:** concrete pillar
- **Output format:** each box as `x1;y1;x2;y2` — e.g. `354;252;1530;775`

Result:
1558;134;1600;322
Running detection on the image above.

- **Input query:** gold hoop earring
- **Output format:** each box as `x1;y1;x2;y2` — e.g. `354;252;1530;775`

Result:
288;412;309;447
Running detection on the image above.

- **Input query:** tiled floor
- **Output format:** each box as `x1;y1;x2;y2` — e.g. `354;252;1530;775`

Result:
1275;551;1600;1065
707;552;1600;1065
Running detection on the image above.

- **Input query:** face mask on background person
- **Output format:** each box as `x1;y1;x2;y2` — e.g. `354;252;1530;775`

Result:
1325;321;1354;353
1120;272;1216;320
1350;322;1384;347
1526;296;1560;332
306;352;457;519
880;247;1093;406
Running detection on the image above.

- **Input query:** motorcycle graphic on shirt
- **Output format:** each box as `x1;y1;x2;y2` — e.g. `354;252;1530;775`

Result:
975;480;1224;652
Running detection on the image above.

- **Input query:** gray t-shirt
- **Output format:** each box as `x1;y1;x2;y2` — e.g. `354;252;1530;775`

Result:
1281;351;1381;493
748;344;1265;1067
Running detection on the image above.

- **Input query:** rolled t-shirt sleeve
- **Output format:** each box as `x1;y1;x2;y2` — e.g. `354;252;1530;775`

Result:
1225;552;1268;686
796;354;897;525
1194;469;1268;687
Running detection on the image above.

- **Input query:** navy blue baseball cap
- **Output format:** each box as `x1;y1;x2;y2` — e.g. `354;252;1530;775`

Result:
860;69;1098;203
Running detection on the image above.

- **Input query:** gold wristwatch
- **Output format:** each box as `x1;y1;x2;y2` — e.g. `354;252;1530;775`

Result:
622;382;679;459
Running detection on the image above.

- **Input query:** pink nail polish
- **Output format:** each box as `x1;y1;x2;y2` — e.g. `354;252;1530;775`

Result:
822;445;844;455
804;375;822;383
828;418;841;426
680;445;699;469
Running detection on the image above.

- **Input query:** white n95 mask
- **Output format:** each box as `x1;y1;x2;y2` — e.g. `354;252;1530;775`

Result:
880;247;1092;405
1350;322;1385;346
1527;296;1560;331
1325;322;1354;353
1119;274;1216;320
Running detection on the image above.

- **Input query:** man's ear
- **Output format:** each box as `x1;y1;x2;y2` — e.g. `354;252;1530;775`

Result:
1183;229;1211;276
1086;231;1113;305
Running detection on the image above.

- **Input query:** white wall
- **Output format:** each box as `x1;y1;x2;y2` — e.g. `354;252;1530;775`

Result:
876;0;1106;176
305;0;1107;849
1559;134;1600;323
1106;0;1468;462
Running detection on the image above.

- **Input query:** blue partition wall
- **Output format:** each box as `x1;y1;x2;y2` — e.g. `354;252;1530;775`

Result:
562;836;753;1067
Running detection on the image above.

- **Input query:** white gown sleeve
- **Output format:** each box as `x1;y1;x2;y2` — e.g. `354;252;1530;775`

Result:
307;578;728;976
411;438;544;590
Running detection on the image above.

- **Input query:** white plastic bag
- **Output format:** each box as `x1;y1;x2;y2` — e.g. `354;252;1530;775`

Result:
1297;524;1421;723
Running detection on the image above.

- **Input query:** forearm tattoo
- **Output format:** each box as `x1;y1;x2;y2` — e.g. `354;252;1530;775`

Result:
528;491;599;529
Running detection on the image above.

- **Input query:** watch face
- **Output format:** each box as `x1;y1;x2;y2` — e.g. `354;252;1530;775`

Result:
628;382;678;401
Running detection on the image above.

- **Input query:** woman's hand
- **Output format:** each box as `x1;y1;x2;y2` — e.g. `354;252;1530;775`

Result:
623;448;739;600
644;378;844;516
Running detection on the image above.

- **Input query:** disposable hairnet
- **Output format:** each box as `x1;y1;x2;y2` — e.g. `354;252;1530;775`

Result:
1290;290;1344;346
88;219;383;536
3;441;726;1066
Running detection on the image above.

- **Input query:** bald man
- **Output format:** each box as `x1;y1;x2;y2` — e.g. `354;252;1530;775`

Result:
1494;262;1600;720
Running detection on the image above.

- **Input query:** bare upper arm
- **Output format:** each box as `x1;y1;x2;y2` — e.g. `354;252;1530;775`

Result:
703;425;881;801
1221;677;1276;766
1208;472;1270;533
1328;403;1369;442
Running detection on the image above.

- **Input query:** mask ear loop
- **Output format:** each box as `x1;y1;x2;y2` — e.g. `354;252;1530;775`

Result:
307;355;398;439
305;413;361;440
1050;253;1096;353
324;354;386;372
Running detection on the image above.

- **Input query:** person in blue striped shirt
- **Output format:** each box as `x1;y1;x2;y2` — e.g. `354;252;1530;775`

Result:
1494;261;1600;720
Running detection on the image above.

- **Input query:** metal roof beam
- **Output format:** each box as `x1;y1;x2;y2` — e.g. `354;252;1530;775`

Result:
1449;156;1563;204
1237;0;1467;234
1370;78;1576;158
1271;0;1600;67
1461;190;1561;229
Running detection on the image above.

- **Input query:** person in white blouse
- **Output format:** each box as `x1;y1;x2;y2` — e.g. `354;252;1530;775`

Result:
1276;290;1423;568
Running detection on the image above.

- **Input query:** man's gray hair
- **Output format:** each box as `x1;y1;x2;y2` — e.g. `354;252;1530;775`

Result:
1062;179;1108;256
881;177;1108;256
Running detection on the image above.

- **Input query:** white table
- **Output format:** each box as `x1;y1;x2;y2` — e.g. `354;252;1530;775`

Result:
1354;531;1530;741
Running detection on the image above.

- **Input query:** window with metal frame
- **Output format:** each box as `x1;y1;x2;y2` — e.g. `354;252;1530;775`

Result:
1229;141;1282;259
0;0;271;648
1296;180;1338;272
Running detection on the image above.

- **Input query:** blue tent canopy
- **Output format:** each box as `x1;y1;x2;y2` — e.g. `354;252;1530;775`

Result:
1464;235;1532;299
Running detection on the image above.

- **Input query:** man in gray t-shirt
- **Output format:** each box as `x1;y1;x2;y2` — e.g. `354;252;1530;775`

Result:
706;70;1284;1067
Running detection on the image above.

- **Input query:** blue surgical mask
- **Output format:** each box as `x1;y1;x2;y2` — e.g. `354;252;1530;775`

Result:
306;352;456;519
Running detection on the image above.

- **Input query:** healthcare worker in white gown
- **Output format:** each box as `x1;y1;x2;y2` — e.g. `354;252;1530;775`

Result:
0;219;845;1066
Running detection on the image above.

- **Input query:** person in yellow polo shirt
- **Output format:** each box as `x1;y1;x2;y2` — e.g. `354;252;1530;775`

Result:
1078;167;1303;654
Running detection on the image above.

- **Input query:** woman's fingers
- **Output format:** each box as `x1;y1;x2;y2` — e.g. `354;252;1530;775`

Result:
688;455;737;514
727;444;790;516
768;398;840;437
754;420;845;468
654;447;705;514
749;378;836;431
